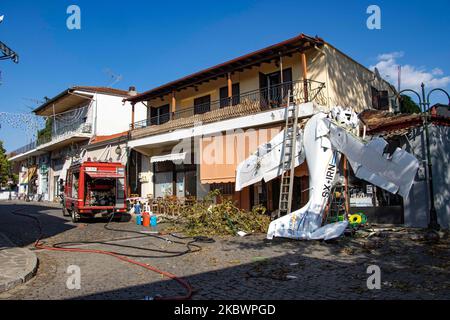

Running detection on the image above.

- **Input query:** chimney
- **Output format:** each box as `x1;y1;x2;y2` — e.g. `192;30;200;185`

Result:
128;86;137;96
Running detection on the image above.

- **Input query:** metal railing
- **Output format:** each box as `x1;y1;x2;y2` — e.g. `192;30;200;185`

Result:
132;79;326;130
11;121;93;156
37;121;92;146
11;141;37;156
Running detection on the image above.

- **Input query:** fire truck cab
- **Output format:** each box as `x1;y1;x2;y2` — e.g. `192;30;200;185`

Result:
62;161;127;222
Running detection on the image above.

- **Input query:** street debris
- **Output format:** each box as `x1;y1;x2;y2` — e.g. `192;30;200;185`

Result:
167;191;270;236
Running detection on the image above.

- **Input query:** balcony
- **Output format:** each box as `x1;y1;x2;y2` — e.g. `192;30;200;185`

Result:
37;121;92;146
36;121;93;150
11;141;38;156
130;79;326;139
9;121;93;161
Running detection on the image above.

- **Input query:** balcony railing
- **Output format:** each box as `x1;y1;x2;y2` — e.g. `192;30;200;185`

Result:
131;79;326;137
37;121;92;146
11;141;37;156
11;121;93;157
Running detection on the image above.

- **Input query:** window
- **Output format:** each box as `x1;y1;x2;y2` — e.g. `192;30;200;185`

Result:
149;104;170;125
371;87;389;110
259;68;293;108
210;183;235;195
219;83;240;108
194;95;211;115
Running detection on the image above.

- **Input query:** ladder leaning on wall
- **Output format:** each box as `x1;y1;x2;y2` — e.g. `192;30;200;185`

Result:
277;90;300;218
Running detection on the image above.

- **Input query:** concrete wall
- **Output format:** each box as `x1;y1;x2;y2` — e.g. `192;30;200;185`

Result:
84;141;128;165
404;125;450;229
324;44;395;112
0;191;18;200
93;93;146;136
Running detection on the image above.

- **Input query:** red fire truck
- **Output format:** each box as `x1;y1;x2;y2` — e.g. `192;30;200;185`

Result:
61;161;127;222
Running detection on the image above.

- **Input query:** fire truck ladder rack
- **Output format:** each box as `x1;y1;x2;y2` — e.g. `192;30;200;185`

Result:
277;90;300;218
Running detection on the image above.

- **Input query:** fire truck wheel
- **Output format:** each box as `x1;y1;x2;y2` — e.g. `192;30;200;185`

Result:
71;210;81;223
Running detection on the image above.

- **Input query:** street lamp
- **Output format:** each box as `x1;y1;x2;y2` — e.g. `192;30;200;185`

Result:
395;83;450;231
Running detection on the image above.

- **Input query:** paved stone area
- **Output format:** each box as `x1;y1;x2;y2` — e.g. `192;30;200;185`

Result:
0;200;449;300
0;232;37;293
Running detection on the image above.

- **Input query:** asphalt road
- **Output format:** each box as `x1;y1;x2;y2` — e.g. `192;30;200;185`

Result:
0;200;449;300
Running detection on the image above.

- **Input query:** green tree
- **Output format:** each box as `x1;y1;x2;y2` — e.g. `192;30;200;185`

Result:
399;94;421;114
0;140;12;187
37;117;53;143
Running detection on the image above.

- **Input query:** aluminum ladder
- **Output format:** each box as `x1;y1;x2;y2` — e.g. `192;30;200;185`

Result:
277;91;300;218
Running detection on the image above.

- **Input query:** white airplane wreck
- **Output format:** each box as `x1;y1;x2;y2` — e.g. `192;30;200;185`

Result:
235;103;420;241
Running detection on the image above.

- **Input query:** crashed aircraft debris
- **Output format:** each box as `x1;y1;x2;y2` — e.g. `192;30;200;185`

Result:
235;105;420;241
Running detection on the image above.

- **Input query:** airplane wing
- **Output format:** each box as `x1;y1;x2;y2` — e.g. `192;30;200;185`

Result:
326;118;419;198
235;128;305;191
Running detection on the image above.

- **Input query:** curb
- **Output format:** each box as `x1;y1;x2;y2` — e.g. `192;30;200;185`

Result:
0;233;38;293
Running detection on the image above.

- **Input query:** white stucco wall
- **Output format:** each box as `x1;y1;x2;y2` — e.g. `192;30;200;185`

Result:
140;155;153;197
79;92;146;137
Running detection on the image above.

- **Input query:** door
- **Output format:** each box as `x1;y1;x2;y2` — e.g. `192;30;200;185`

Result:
54;175;60;198
184;171;197;197
219;83;240;108
150;104;170;125
176;172;185;198
194;95;211;114
260;68;293;108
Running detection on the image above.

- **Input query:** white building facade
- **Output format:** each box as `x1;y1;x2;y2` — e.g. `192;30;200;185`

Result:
9;86;146;201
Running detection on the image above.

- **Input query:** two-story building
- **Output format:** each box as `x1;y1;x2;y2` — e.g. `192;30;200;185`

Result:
9;86;146;201
125;33;395;212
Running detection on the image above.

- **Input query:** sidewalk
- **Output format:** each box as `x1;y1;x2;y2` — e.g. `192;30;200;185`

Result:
0;232;38;293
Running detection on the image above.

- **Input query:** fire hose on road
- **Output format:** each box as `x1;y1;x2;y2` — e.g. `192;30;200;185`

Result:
11;207;214;300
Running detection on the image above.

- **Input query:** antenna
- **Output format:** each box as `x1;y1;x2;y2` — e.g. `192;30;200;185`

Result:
104;68;123;87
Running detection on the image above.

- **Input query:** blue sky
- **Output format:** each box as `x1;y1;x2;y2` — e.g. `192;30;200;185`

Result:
1;0;449;152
